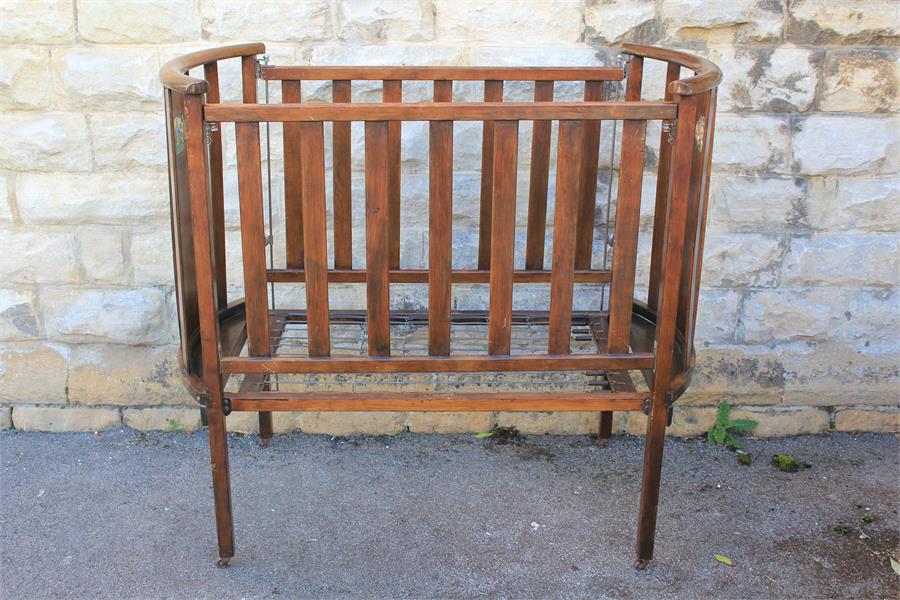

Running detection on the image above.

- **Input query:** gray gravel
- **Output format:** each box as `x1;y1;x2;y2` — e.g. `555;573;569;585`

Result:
1;429;897;599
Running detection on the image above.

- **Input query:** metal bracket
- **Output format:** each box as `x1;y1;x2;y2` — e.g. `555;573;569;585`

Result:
662;120;677;145
264;234;273;247
256;54;270;79
222;396;232;416
616;53;629;77
642;398;651;415
203;122;218;144
642;398;675;426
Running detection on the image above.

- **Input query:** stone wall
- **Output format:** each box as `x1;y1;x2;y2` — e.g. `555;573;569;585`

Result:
0;0;897;435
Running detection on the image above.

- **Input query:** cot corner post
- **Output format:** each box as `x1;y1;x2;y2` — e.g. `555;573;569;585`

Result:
184;92;235;565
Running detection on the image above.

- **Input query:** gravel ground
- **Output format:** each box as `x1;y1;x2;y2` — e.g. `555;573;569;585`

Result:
0;429;897;599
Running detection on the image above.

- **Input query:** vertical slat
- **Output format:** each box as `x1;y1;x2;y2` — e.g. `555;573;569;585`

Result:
525;80;555;270
547;120;582;355
487;120;518;356
282;81;304;269
383;80;402;269
478;80;504;270
574;80;605;269
647;62;682;311
235;122;271;359
203;62;227;308
365;121;391;357
607;57;645;354
332;79;353;269
429;80;453;356
299;121;331;357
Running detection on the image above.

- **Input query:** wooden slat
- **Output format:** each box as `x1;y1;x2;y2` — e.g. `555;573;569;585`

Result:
268;268;611;284
478;80;504;269
487;120;518;355
607;57;646;354
205;101;678;123
648;62;682;311
365;121;391;357
203;62;227;308
429;80;453;356
574;81;605;269
228;392;647;413
525;80;555;270
235;122;270;357
298;121;331;357
262;65;625;82
282;80;304;268
547;120;582;355
223;352;655;374
332;79;352;269
241;56;257;103
383;80;402;269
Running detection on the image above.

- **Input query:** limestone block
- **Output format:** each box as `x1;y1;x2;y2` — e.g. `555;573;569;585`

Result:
712;115;788;172
0;288;40;341
660;0;783;43
67;344;189;405
0;47;52;109
90;112;167;170
693;288;741;345
0;0;75;44
225;411;299;434
434;0;584;46
711;175;807;232
52;47;160;111
41;288;169;344
12;406;121;432
0;344;69;404
781;235;899;287
684;346;784;406
131;227;175;286
336;0;433;42
0;113;91;172
788;0;899;45
0;229;79;285
123;407;203;432
701;232;787;288
408;412;494;434
731;407;830;436
298;412;406;435
740;288;845;345
0;176;10;222
0;408;10;430
78;0;201;43
626;406;718;437
709;45;819;112
791;115;899;175
584;0;658;44
835;408;900;433
202;0;332;42
16;172;169;224
806;177;900;233
495;411;625;435
819;50;900;113
77;226;128;284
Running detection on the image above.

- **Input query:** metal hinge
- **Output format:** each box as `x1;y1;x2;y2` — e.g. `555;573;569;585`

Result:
642;398;675;426
204;122;218;144
662;120;677;144
616;53;629;77
256;54;270;78
222;396;231;416
264;234;273;247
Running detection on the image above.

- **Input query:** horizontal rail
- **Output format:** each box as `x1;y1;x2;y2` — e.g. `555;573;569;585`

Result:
160;43;266;94
227;392;647;412
267;268;611;284
204;101;678;123
261;65;625;82
222;353;654;374
621;43;722;96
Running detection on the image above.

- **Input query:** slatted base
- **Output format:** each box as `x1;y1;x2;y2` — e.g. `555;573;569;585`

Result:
224;310;648;412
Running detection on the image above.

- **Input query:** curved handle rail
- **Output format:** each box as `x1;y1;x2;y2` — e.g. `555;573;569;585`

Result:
621;43;722;96
160;43;266;94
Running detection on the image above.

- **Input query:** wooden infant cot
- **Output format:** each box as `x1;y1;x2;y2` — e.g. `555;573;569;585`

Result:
159;43;721;567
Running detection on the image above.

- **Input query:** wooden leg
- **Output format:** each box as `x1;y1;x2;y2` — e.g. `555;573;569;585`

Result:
258;411;273;447
635;396;668;568
597;411;613;447
207;394;235;566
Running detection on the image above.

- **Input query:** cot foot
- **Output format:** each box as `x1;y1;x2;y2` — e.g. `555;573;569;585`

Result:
595;437;609;449
633;558;651;570
216;556;232;568
258;437;270;448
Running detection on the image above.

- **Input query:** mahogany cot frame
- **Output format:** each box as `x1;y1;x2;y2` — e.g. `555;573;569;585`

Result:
159;43;721;567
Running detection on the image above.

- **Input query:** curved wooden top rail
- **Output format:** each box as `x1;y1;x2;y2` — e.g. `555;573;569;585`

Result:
160;43;266;94
621;43;722;96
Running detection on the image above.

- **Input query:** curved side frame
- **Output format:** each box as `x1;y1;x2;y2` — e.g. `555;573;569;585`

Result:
621;43;722;96
160;43;267;94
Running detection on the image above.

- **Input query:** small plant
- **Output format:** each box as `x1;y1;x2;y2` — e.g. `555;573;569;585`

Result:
737;452;752;466
707;402;757;450
862;513;875;524
832;524;853;535
771;454;811;472
165;418;184;432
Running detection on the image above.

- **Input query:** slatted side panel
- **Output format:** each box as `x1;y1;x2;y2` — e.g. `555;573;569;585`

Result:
607;57;646;354
428;80;453;356
203;62;228;308
332;80;353;269
282;81;304;269
574;80;605;269
298;121;331;357
478;80;504;270
365;121;391;357
525;80;555;270
547;120;582;354
383;80;402;269
487;120;519;355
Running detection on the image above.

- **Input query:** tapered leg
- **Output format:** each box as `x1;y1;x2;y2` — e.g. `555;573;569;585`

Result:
635;397;668;568
597;411;613;447
207;393;235;566
258;411;273;447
